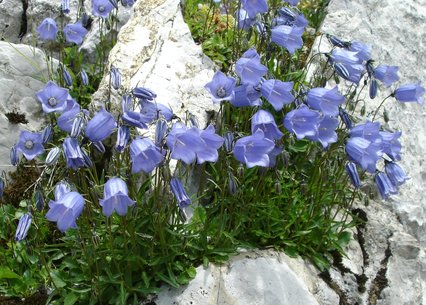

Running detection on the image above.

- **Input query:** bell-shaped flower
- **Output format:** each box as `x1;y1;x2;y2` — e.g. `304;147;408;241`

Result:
236;9;255;30
271;25;304;54
233;129;275;168
15;213;32;241
116;126;130;152
58;99;85;133
348;41;372;62
251;109;283;140
375;172;398;200
64;22;88;45
284;104;321;140
130;137;164;173
306;86;345;116
99;177;135;217
235;50;268;85
385;161;409;188
92;0;115;18
345;137;382;174
204;71;236;104
140;100;174;122
36;81;69;113
122;111;149;129
197;125;224;164
170;178;191;209
230;84;262;107
62;137;86;169
16;131;44;161
46;185;84;232
85;107;116;142
260;79;294;111
346;162;361;189
307;116;339;148
133;87;157;101
393;82;425;105
285;0;300;6
110;66;121;90
36;18;58;41
380;131;402;161
349;121;382;144
374;65;399;87
241;0;268;18
55;181;71;200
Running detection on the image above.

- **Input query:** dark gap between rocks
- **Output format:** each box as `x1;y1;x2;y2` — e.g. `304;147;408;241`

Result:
18;0;28;40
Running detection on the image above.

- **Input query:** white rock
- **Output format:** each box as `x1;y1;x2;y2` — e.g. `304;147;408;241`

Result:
0;0;23;43
0;42;55;169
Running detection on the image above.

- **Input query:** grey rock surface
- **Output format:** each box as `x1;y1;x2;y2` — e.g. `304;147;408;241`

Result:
0;42;55;170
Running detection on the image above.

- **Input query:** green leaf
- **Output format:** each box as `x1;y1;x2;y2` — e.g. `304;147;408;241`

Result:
337;231;352;248
156;273;179;288
64;292;79;305
288;140;310;153
50;270;66;288
187;266;197;279
0;267;21;279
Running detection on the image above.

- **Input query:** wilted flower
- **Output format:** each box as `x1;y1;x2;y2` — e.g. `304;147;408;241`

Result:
345;137;382;173
284;105;321;140
345;162;361;188
16;131;44;161
233;129;275;168
92;0;115;18
393;82;425;105
116;126;130;152
306;86;345;116
130;137;164;173
99;177;135;217
36;81;69;113
251;109;283;140
64;22;88;45
46;185;84;232
374;65;399;87
80;70;89;86
260;79;294;111
170;177;191;209
62;137;86;169
10;145;19;166
110;66;121;90
45;147;61;166
36;18;58;41
85;107;116;142
204;71;236;103
241;0;268;18
375;171;398;200
271;25;304;54
15;213;32;241
307;116;339;148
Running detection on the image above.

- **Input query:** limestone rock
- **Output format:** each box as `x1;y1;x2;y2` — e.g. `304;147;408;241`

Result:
0;0;23;43
0;42;55;170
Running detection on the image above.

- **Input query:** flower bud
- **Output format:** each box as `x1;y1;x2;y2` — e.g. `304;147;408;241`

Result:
334;63;350;80
80;69;89;86
93;141;105;154
110;66;121;90
10;145;19;166
369;79;378;99
82;149;93;167
326;34;347;48
224;131;234;153
70;115;85;138
61;0;70;14
339;108;353;129
345;162;361;188
116;126;130;152
228;172;237;195
274;181;282;194
0;177;4;198
46;147;61;166
35;190;44;211
42;125;53;144
15;213;32;241
237;164;244;178
170;177;191;209
155;119;167;147
62;66;73;87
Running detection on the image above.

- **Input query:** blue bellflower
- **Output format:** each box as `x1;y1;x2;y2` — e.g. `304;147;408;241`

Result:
46;185;84;232
62;137;86;169
155;119;168;147
62;66;73;87
16;131;44;160
36;81;69;113
36;18;58;41
380;131;402;161
339;108;353;129
230;84;262;107
62;0;70;13
57;99;85;133
0;178;4;198
345;137;382;173
64;22;88;45
251;109;283;140
241;0;268;18
393;82;425;105
204;71;236;104
116;126;130;152
233;129;275;168
235;49;268;85
133;87;157;101
346;162;361;188
271;25;304;54
130;137;164;173
260;79;294;111
349;121;382;144
236;9;255;30
110;66;121;90
85;107;116;142
139;100;174;122
375;171;398;200
284;105;321;140
10;145;19;166
15;213;32;241
92;0;115;18
385;161;409;188
374;65;399;87
348;41;372;62
80;70;89;86
99;177;135;217
307;116;339;148
170;177;191;209
306;86;345;116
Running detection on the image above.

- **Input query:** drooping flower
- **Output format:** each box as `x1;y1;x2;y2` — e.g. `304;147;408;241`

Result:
349;121;382;144
241;0;268;18
348;40;372;62
85;107;116;142
197;125;225;164
251;109;283;140
306;86;345;117
122;111;149;129
235;49;268;85
116;126;130;152
233;129;275;168
346;162;361;189
170;178;191;209
36;18;58;41
15;213;32;241
99;177;135;217
284;105;321;140
57;99;84;133
139;100;174;122
110;66;121;90
130;137;164;173
328;49;365;83
385;161;409;188
307;116;339;148
375;171;398;200
46;185;84;232
326;34;348;48
92;0;116;18
271;25;304;54
374;65;399;87
16;131;44;160
260;79;294;111
230;84;262;107
393;82;425;105
204;71;236;104
36;81;69;113
64;22;88;45
345;137;382;174
380;131;402;161
133;87;157;101
62;137;86;169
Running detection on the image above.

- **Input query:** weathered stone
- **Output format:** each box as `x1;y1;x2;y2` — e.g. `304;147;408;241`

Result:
0;42;56;170
0;0;23;43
